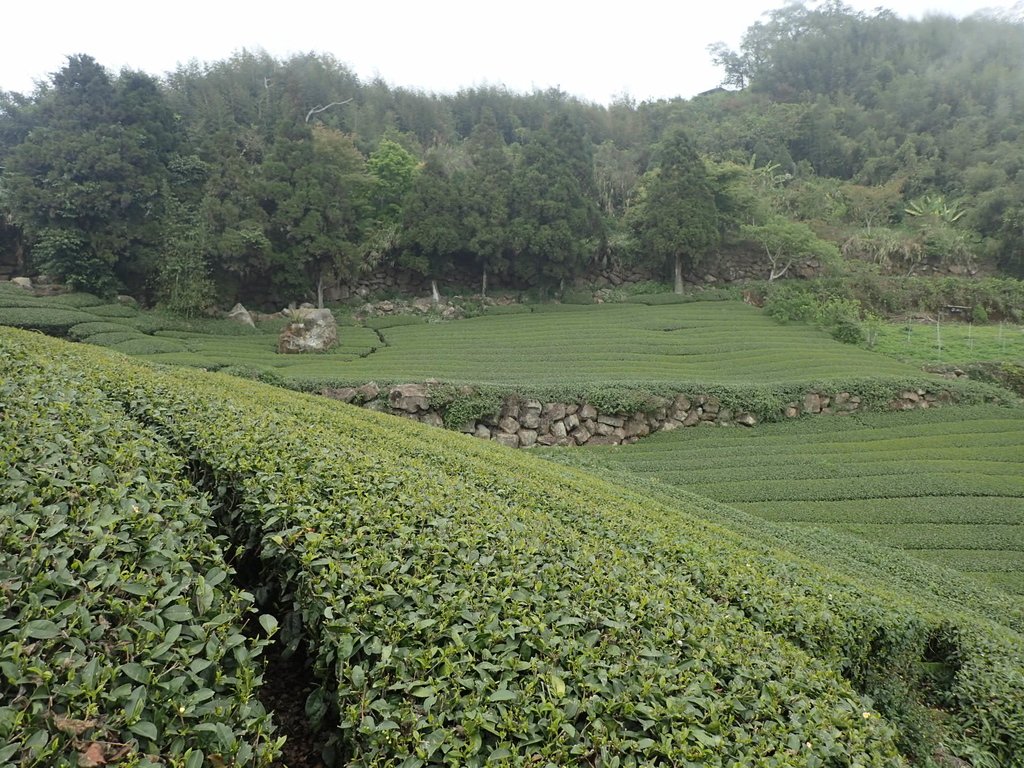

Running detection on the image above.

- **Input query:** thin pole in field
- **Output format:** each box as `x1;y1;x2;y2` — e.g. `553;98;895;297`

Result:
968;322;973;352
936;311;942;363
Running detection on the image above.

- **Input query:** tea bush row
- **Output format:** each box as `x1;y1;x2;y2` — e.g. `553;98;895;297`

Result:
29;332;1023;766
0;338;281;767
16;333;913;766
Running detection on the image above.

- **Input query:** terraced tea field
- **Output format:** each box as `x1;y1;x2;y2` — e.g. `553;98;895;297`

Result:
553;406;1024;595
871;318;1024;367
159;301;923;387
2;285;934;391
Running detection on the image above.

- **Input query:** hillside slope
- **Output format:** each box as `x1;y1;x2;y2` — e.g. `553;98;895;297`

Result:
2;329;1022;765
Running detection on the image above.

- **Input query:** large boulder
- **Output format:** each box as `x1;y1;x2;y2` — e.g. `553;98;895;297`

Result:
388;383;429;412
227;303;256;328
277;308;337;353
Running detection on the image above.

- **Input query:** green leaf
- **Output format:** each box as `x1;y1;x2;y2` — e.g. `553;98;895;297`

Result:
24;619;60;639
125;685;147;722
130;720;158;741
258;614;279;636
335;634;354;660
205;567;227;587
548;673;566;699
121;663;149;683
163;604;193;622
488;689;517;702
421;729;446;757
184;750;204;768
350;665;365;688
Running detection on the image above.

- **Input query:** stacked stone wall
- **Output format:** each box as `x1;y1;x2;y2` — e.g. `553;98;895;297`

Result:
321;384;953;447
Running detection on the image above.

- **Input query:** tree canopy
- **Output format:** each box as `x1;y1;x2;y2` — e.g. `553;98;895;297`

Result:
1;6;1023;309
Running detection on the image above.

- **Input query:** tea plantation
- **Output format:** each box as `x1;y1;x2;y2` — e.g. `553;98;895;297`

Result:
0;283;943;393
2;328;1024;767
548;408;1024;598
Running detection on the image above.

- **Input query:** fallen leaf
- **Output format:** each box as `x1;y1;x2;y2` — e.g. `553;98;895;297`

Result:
77;742;107;767
55;716;98;736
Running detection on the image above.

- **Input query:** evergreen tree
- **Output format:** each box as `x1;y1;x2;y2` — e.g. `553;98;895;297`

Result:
401;152;464;299
463;109;512;296
631;128;719;293
509;114;602;292
2;57;175;295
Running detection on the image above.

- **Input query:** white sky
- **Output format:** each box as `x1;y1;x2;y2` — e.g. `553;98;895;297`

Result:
2;0;1015;104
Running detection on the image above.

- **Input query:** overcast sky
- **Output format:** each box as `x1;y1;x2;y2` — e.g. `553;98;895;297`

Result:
2;0;1016;104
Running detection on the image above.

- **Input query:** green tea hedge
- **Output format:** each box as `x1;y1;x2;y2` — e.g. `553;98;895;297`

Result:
0;340;281;767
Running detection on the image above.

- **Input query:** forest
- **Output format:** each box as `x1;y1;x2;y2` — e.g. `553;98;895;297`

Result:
1;0;1022;310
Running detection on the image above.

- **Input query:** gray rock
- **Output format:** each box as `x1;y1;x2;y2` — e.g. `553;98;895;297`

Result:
671;394;691;418
803;392;823;414
571;427;592;444
523;399;543;412
597;414;625;428
682;410;701;427
474;424;492;439
518;429;538;448
227;302;256;327
520;410;541;429
11;276;32;290
420;411;445;428
543;403;567;421
389;383;430;412
498;416;520;434
550;420;568;439
579;404;597;420
357;382;381;401
564;413;580;431
736;413;757;427
784;406;800;418
537;434;559;446
116;294;139;307
624;415;650;438
322;387;357;403
277;307;337;353
594;422;614;436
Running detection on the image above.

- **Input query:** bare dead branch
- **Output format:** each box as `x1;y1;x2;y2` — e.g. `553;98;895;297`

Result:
305;99;353;123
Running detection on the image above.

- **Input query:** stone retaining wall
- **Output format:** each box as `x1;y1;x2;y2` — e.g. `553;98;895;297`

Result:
321;384;953;447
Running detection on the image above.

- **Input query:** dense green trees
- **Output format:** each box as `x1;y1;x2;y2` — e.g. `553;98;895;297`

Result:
2;56;176;295
630;129;719;293
1;5;1022;308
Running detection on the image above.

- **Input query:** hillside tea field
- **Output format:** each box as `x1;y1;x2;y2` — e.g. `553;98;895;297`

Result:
1;284;938;391
2;328;1024;766
153;301;923;388
552;407;1024;596
871;319;1024;368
